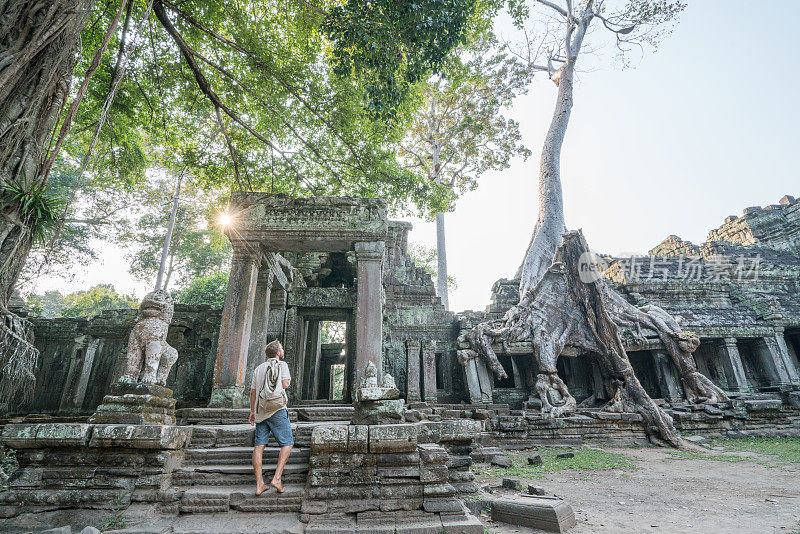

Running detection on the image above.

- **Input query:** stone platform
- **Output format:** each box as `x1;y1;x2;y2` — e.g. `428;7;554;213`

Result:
89;383;177;425
0;422;192;516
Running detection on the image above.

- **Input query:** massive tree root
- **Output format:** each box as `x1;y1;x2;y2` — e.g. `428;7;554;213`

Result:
459;231;727;447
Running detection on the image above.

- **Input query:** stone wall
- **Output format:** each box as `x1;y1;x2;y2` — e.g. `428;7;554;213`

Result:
22;305;221;416
0;423;192;516
301;419;481;530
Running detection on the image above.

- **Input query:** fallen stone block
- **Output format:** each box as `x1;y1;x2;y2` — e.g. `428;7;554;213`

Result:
556;452;574;459
491;496;577;533
501;478;522;491
490;455;512;468
527;484;546;496
527;454;543;466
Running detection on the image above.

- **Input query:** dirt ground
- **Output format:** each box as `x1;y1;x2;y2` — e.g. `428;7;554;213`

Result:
473;444;800;534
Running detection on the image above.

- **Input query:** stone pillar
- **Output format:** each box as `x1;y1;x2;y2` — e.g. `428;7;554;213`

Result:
652;350;684;402
422;340;437;403
244;267;274;397
306;321;322;399
267;285;288;342
589;358;607;401
60;338;100;412
354;241;384;381
464;359;482;404
717;338;749;393
406;339;422;402
209;251;260;407
756;333;797;386
773;328;800;384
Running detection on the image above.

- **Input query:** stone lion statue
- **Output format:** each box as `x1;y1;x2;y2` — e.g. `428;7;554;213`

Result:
120;289;178;386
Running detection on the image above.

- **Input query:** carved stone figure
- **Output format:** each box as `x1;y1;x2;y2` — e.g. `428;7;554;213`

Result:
356;361;399;402
380;373;396;390
360;360;379;389
120;289;178;386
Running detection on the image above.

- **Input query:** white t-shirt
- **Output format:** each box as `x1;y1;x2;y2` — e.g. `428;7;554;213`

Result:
251;358;291;393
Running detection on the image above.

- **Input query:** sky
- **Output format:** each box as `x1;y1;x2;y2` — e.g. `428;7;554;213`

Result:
31;1;799;312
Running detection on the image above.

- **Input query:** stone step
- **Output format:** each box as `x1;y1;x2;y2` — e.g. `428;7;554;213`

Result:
185;446;310;465
174;462;309;486
179;484;305;514
188;423;316;449
296;406;354;422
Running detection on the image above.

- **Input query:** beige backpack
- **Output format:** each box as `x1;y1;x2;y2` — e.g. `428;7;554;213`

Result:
257;359;287;418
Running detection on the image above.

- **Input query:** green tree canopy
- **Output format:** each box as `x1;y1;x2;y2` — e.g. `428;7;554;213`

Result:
27;284;138;318
171;271;229;308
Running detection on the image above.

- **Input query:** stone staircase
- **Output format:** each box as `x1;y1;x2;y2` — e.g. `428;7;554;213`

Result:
174;423;315;514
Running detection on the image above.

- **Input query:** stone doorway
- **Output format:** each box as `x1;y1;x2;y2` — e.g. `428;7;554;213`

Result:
627;351;663;399
295;311;354;403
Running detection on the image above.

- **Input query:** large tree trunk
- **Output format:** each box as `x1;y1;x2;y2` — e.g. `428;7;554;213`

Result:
516;54;576;295
435;211;449;310
0;0;91;307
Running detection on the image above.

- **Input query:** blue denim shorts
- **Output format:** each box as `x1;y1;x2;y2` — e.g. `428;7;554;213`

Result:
254;408;294;447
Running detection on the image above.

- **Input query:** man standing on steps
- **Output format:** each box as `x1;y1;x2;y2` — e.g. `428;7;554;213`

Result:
249;339;293;496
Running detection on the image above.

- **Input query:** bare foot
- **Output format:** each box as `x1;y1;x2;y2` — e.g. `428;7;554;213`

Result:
270;479;285;493
255;483;269;496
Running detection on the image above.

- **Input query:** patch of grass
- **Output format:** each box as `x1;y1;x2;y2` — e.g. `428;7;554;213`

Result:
473;447;636;479
98;492;127;531
709;437;800;464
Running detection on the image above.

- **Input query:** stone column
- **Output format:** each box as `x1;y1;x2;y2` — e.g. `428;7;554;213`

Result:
243;267;274;400
718;338;749;393
756;333;797;386
406;339;422;402
422;339;438;403
306;321;322;399
773;328;800;384
589;358;607;401
267;285;288;342
475;358;493;403
60;338;100;412
464;359;481;403
209;251;260;408
354;241;385;381
652;350;684;402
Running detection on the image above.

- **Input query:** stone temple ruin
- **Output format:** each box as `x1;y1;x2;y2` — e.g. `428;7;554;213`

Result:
1;193;799;531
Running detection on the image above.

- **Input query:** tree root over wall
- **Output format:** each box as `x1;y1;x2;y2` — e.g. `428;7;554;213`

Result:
458;231;728;447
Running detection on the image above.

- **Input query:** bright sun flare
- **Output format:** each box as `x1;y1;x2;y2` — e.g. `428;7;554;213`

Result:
218;212;233;227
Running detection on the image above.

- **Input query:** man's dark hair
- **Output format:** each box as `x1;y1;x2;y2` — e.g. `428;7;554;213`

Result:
265;340;283;359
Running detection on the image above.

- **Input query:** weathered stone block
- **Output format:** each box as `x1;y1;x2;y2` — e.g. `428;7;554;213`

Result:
1;423;40;448
311;425;349;452
88;424;192;449
419;465;448;483
369;424;418;453
35;423;93;447
440;420;481;443
377;466;420;478
490;496;577;533
422;497;462;513
417;421;442;444
418;443;448;465
348;425;369;453
422;482;456;497
377;451;420;466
